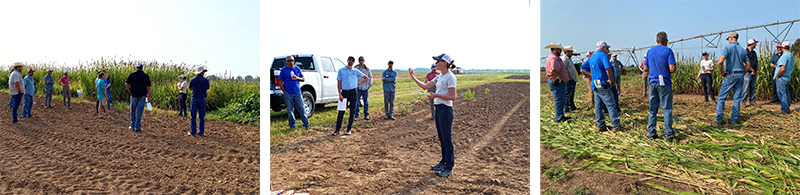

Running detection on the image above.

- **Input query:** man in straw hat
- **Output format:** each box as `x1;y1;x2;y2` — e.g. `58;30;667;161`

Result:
44;69;55;108
585;41;622;132
715;31;752;126
561;45;578;112
125;63;152;132
545;42;571;122
644;31;678;141
22;68;36;118
188;66;210;136
774;41;795;114
8;62;26;123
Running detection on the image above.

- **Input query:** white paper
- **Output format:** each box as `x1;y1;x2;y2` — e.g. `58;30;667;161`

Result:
417;89;430;95
146;98;153;111
658;75;665;86
337;98;347;111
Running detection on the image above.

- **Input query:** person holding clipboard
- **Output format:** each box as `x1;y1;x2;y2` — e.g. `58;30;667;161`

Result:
409;53;458;177
333;56;370;136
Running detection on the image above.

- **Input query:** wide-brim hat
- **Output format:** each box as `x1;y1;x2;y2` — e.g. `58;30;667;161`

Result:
544;42;564;50
563;46;575;52
195;66;208;74
13;62;25;68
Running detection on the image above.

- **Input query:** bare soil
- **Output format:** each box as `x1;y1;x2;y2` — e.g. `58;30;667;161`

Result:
271;81;530;194
0;93;259;194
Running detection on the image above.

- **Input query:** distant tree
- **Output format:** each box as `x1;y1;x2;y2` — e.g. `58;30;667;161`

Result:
245;75;253;82
792;38;800;57
237;76;243;82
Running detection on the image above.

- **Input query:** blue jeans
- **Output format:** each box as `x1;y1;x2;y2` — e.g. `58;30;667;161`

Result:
564;80;577;112
434;104;455;171
548;79;566;122
776;77;791;113
190;97;207;135
22;94;33;117
107;89;113;105
355;89;369;118
129;96;146;130
284;93;309;128
716;72;744;123
598;86;619;114
742;73;757;104
647;83;674;137
593;87;620;129
384;91;396;117
9;93;22;123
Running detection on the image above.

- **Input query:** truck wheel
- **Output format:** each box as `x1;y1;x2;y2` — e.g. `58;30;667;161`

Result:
294;91;315;118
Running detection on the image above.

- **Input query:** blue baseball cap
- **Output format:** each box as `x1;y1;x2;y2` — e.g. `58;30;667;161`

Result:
358;56;364;60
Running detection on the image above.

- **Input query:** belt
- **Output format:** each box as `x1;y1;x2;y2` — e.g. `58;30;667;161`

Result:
342;89;356;92
729;71;743;74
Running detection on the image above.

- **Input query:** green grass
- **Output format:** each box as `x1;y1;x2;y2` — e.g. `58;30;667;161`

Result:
270;72;528;144
541;77;800;194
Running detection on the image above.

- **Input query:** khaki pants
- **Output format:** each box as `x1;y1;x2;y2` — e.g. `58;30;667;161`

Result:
642;72;649;97
583;77;593;106
62;86;71;106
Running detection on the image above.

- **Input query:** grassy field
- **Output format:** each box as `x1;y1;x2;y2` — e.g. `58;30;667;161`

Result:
541;71;800;194
269;72;529;144
1;57;259;125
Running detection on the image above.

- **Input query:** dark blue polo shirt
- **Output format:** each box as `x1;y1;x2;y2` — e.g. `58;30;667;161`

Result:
125;70;151;98
189;75;210;98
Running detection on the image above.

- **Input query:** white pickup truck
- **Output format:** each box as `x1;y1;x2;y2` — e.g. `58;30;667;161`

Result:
270;54;347;118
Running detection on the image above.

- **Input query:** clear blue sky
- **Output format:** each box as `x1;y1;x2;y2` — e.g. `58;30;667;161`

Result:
541;0;800;68
0;0;259;77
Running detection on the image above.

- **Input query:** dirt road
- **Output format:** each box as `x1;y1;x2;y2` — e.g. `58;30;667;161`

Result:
0;93;259;194
271;79;530;194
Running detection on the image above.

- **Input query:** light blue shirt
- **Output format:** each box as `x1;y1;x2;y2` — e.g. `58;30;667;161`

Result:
775;51;795;80
337;67;365;90
44;74;54;90
382;69;397;92
610;59;623;78
355;65;372;90
721;41;749;72
23;75;35;95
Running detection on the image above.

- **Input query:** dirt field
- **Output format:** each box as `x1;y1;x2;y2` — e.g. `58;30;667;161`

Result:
271;81;530;194
0;93;259;194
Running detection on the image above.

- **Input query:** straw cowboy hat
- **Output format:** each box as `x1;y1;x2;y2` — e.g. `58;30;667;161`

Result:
563;46;575;52
13;62;25;68
544;42;564;49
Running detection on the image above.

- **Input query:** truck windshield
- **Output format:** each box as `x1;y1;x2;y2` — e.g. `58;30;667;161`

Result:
272;57;315;70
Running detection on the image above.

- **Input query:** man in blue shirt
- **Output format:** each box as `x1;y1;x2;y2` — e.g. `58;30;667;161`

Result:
644;31;677;141
188;66;210;136
766;43;785;104
586;41;621;132
333;56;370;136
44;69;55;108
22;68;36;118
774;42;795;114
277;55;310;129
715;31;751;125
382;60;398;120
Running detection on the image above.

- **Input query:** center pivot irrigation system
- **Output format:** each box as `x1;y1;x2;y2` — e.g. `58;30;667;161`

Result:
542;19;800;67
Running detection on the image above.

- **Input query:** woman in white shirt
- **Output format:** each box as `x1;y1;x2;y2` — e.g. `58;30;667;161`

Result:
409;53;458;177
696;51;715;102
176;75;188;117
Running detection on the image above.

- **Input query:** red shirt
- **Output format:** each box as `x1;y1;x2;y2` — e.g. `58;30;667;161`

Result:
60;76;71;86
546;53;568;81
426;71;440;82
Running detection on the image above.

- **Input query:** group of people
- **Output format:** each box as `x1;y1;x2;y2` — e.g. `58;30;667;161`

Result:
276;53;459;177
548;31;796;141
7;62;212;138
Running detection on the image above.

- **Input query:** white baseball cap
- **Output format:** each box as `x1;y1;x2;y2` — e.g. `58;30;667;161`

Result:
596;41;610;48
782;41;791;48
432;53;452;64
747;38;759;45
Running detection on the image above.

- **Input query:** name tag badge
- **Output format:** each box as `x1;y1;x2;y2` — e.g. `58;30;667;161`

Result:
658;75;665;86
594;80;603;88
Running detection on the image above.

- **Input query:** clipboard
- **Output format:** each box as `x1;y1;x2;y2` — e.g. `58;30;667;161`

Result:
337;98;347;111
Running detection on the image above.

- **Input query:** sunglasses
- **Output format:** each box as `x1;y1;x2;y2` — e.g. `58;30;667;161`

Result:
286;59;295;62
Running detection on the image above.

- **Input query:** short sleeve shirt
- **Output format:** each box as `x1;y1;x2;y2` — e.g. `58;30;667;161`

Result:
59;76;71;87
720;42;749;72
382;69;397;92
644;45;677;85
278;66;303;94
96;79;107;100
775;51;795;80
125;70;152;98
700;59;714;74
44;75;54;90
588;51;613;89
610;60;623;78
23;75;35;95
355;66;372;90
746;48;758;72
177;81;188;94
337;67;365;90
8;71;23;95
546;53;568;81
562;55;578;81
772;52;781;67
431;71;457;107
188;75;210;98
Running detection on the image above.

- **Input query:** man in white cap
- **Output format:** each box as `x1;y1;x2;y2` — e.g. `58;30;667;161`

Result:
643;32;677;141
561;45;578;112
188;66;211;136
125;63;152;132
742;38;759;107
545;42;571;122
766;42;786;105
44;69;55;108
22;68;36;118
715;31;751;125
774;41;795;114
585;41;621;132
8;62;26;123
